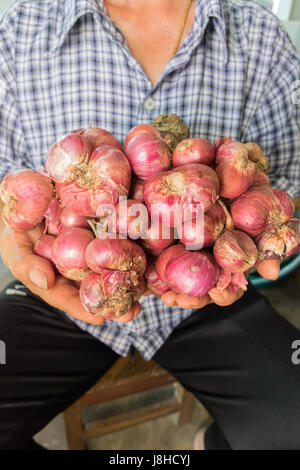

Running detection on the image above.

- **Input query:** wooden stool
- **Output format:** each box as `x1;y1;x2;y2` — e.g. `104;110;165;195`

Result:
63;351;195;450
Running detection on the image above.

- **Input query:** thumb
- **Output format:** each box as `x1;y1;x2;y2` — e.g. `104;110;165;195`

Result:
256;259;280;281
7;239;56;290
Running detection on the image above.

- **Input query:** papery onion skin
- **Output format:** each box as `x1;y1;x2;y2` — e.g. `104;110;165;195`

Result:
209;270;248;295
80;270;145;319
209;269;232;293
45;131;89;183
178;202;226;249
244;142;268;174
141;223;175;256
144;163;220;228
83;127;123;152
252;168;271;187
45;128;122;184
229;272;248;293
145;258;169;295
214;136;232;152
215;140;256;199
213;230;258;273
34;234;57;269
1;170;54;231
51;228;94;280
151;113;190;152
125;133;171;180
124;124;162;151
130;178;145;202
85;238;147;286
156;245;219;296
273;189;295;219
80;270;133;319
256;223;299;260
173;138;215;167
231;185;292;237
57;145;131;217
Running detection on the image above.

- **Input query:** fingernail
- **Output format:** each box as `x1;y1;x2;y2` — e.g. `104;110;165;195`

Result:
29;269;48;289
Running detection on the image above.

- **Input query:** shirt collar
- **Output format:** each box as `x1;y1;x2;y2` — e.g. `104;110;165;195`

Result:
48;0;227;60
48;0;108;53
193;0;227;63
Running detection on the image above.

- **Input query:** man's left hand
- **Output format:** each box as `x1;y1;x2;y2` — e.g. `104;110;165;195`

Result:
158;259;280;309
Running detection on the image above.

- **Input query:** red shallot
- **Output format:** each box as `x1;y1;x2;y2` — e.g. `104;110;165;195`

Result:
34;234;57;269
141;223;175;256
156;244;219;297
85;238;147;286
173;138;215;167
55;145;131;217
125;133;171;180
215;140;256;199
231;185;294;237
145;258;169;295
213;230;258;273
256;222;299;260
51;228;94;280
124;124;162;151
178;201;226;249
80;270;145;319
1;170;54;231
144;163;220;227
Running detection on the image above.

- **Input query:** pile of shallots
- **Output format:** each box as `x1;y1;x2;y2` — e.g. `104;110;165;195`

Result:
1;114;299;320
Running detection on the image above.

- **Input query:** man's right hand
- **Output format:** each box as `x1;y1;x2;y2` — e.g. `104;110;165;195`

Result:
0;221;141;325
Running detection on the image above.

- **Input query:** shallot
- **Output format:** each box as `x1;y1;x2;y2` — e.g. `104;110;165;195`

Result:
55;145;131;217
231;185;294;237
173;138;215;167
1;170;54;231
178;202;226;249
151;113;190;151
51;228;94;280
85;238;147;286
130;178;145;201
141;222;175;256
213;230;258;273
215;140;256;199
124;124;162;151
156;244;219;297
80;269;145;319
34;234;56;269
125;133;171;180
106;199;149;239
145;258;169;295
144;163;220;227
256;222;299;260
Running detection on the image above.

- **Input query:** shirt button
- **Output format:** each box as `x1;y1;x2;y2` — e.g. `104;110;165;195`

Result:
144;97;155;110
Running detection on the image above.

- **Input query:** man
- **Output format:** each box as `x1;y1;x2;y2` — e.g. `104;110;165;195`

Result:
0;0;299;450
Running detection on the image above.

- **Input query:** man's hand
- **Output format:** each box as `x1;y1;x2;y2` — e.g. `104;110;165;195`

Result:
158;259;281;309
0;220;141;325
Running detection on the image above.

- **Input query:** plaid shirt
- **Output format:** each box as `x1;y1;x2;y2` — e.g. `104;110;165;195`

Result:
0;0;300;360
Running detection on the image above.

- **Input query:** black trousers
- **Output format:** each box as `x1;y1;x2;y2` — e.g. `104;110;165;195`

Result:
0;281;300;450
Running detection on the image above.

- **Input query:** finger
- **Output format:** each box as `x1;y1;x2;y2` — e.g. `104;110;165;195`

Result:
209;287;245;306
115;301;141;323
28;275;105;325
256;259;280;281
161;290;178;306
7;240;56;290
175;293;211;309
